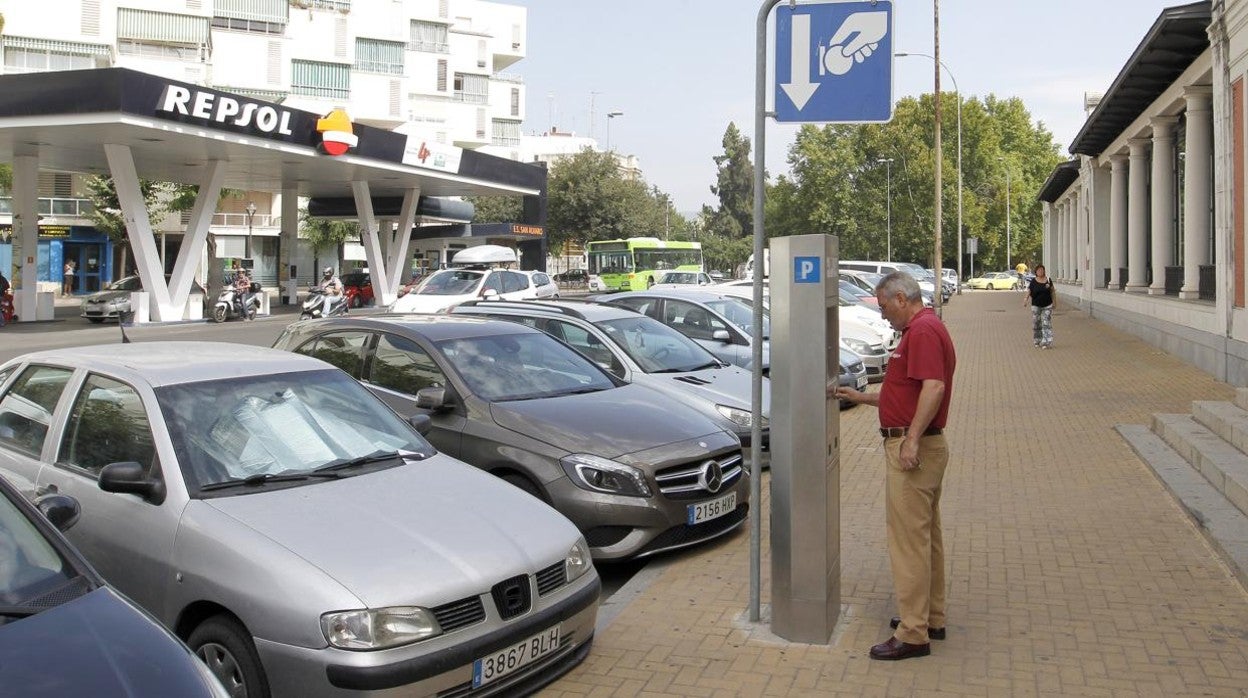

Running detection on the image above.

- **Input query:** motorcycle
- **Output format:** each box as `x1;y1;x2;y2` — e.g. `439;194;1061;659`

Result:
300;287;349;320
213;283;261;323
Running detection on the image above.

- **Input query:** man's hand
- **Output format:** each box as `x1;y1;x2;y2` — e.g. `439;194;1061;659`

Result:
899;436;921;471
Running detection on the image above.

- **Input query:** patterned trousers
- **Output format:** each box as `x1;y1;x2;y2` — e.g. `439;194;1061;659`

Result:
1031;305;1053;347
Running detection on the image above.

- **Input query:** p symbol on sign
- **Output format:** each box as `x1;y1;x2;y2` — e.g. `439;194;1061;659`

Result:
794;256;821;284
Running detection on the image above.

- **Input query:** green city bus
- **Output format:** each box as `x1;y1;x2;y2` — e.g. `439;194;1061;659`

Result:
585;238;704;291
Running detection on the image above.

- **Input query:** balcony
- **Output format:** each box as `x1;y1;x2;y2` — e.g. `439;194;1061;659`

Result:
0;197;96;218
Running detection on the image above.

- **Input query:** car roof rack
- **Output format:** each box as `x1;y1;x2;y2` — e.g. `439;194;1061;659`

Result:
455;297;611;320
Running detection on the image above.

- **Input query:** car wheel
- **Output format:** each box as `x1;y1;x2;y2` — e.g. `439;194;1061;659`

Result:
213;306;228;323
87;318;104;324
500;472;548;503
189;615;270;698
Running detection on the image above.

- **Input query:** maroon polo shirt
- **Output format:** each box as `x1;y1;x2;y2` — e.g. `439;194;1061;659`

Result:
878;307;956;429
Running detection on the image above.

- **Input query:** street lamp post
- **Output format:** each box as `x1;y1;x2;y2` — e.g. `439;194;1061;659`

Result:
244;201;257;262
897;52;961;291
1001;162;1012;270
606;111;623;151
877;158;893;262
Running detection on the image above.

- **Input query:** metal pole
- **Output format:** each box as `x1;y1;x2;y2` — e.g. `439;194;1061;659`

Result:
751;0;783;624
886;161;892;262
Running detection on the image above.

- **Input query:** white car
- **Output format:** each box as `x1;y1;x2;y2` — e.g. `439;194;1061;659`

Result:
651;270;715;288
390;246;557;313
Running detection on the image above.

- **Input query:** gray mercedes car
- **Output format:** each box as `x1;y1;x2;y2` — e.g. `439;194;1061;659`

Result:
448;299;772;468
273;315;750;562
0;343;598;697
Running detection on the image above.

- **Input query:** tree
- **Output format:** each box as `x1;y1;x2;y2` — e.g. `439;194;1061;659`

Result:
709;123;755;239
546;148;659;249
299;208;358;275
465;194;523;223
766;92;1062;271
84;175;171;276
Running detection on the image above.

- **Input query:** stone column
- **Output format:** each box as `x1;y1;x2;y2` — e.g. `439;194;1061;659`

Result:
1149;116;1179;295
1072;192;1081;281
1109;154;1128;289
1127;138;1151;292
1181;87;1213;299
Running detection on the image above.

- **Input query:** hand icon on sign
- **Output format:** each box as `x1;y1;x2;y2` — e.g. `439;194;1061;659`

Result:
822;11;888;76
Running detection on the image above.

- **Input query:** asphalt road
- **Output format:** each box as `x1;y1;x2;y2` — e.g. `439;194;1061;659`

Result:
0;299;644;597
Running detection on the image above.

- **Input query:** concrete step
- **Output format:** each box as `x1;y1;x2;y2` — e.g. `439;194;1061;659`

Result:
1117;424;1248;590
1235;387;1248;412
1192;400;1248;454
1152;413;1248;518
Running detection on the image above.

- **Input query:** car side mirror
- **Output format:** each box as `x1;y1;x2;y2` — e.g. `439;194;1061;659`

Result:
408;413;433;435
37;494;81;532
99;462;166;504
712;329;732;343
415;386;448;411
481;289;501;300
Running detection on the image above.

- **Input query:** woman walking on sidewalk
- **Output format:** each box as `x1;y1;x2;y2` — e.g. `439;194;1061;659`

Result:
1025;264;1055;349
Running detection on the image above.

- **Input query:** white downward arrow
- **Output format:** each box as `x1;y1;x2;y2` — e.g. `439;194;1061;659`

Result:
781;14;818;110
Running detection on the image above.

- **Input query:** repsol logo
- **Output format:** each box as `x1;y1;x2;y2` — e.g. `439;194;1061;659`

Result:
158;85;294;136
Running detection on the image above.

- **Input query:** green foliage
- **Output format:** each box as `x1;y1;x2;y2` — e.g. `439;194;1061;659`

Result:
710;123;755;238
0;163;11;192
545;147;685;250
765;92;1062;271
84;176;171;246
298;208;358;253
466;194;523;223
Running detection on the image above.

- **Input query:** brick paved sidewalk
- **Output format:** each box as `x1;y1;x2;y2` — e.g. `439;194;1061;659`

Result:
545;289;1248;697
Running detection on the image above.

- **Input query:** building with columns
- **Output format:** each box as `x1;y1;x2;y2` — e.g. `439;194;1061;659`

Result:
1036;1;1248;382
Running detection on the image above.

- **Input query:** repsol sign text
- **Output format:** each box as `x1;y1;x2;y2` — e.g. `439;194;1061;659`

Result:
157;85;294;137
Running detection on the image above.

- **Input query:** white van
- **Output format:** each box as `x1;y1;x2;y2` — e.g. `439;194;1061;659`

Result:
840;260;936;298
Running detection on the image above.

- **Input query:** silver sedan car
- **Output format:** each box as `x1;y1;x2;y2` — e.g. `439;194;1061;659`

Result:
0;343;598;697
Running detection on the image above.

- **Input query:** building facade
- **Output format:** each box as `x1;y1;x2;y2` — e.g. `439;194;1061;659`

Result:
1035;0;1248;384
0;0;527;290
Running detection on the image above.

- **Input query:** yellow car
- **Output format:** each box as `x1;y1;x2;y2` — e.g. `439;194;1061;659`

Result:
966;271;1019;290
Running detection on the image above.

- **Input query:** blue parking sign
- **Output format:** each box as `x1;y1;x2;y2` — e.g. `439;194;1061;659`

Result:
794;256;821;283
775;1;894;123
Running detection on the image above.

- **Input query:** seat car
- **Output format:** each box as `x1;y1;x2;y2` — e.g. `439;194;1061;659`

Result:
0;472;228;697
80;275;207;323
966;271;1018;290
526;270;560;299
600;288;770;374
650;270;715;288
273;315;749;562
0;343;598;697
339;271;375;308
449;299;771;468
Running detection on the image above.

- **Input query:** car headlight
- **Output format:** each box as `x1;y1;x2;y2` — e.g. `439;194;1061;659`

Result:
321;607;441;650
715;404;768;429
842;337;872;355
566;539;592;582
560;454;651;497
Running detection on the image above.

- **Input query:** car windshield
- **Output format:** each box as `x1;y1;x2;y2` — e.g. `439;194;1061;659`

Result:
416;269;484;296
0;492;77;613
658;271;698;284
706;298;769;338
435;332;615;402
597;315;720;373
106;277;142;292
155;369;434;493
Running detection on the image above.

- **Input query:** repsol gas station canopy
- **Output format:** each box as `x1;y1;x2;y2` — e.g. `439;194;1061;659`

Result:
0;67;545;322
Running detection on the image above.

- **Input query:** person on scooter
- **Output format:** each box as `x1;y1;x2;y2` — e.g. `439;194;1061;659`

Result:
319;266;343;316
233;265;255;320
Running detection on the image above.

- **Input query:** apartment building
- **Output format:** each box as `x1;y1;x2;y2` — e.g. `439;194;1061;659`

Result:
0;0;527;291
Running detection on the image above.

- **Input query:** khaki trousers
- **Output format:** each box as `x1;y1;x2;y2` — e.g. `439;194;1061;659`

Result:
884;433;949;644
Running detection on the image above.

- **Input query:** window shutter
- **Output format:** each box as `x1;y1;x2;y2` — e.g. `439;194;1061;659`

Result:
439;0;448;18
267;40;281;85
81;0;101;35
510;88;519;117
437;59;447;91
389;80;400;117
334;17;347;59
477;39;487;69
476;108;486;139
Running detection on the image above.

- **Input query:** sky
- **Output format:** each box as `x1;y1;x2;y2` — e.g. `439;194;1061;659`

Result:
515;0;1188;215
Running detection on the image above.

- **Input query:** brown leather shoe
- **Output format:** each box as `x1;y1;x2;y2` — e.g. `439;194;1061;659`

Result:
890;616;946;640
869;636;930;660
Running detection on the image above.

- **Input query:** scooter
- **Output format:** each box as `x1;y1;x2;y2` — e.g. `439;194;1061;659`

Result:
213;284;261;323
300;288;349;320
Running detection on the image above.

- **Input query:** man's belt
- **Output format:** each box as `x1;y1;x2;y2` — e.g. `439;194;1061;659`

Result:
879;426;943;438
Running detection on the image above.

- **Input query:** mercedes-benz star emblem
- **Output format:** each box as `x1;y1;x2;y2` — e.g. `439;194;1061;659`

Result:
698;459;724;493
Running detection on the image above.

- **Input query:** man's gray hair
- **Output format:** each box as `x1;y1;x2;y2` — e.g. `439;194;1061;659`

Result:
875;271;922;302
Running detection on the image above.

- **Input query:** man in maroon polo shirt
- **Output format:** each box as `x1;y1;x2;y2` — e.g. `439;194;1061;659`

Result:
834;270;956;660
